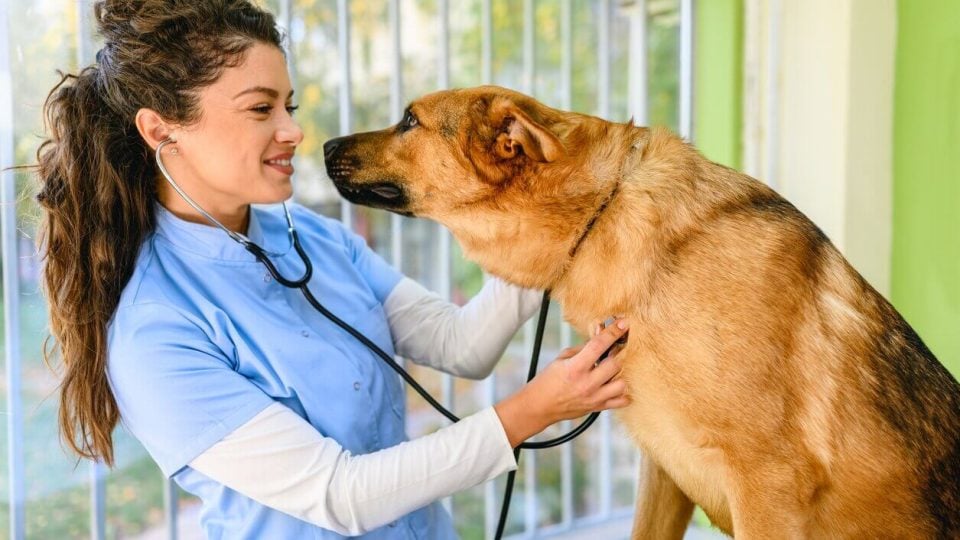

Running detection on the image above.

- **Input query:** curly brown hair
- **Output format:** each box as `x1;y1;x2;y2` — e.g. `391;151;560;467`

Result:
35;0;283;466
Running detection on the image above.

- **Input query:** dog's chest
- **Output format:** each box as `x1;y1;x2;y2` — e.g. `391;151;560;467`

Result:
616;349;733;530
556;297;733;526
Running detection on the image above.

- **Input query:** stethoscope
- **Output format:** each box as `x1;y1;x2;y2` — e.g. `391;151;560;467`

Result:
155;138;606;538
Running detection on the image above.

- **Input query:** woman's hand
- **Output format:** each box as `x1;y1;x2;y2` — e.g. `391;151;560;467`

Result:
494;319;630;447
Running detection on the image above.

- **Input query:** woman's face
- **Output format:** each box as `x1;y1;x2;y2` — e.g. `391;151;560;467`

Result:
161;42;303;225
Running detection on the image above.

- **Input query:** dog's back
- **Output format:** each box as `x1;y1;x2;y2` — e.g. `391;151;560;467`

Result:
865;293;960;537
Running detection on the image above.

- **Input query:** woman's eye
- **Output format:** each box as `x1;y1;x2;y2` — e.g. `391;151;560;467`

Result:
250;104;299;116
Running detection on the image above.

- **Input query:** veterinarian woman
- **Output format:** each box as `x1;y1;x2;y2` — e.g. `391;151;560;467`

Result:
35;1;629;538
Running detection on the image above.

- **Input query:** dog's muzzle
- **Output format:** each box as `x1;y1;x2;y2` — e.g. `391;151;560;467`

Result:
323;136;411;214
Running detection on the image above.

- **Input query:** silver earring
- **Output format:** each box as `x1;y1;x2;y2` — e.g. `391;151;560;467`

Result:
170;147;179;155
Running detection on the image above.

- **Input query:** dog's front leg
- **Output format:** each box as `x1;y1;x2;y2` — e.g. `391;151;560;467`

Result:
630;450;694;540
725;465;808;540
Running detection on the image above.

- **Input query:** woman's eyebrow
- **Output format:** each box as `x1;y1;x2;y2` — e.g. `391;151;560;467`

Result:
232;86;296;100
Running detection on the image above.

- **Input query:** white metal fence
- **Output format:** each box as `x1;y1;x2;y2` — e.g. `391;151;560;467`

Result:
1;1;694;538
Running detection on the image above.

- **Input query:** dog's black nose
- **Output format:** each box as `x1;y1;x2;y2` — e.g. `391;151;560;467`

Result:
323;138;343;161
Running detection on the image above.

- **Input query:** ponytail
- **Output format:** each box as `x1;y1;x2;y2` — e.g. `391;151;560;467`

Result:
36;65;155;466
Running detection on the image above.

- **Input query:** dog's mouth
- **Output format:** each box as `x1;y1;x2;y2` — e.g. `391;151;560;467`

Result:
333;179;413;215
323;140;414;216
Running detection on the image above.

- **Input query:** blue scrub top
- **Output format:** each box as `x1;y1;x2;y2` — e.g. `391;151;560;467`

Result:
107;203;456;539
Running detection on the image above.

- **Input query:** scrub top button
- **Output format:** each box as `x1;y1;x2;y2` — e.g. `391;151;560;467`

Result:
353;381;361;391
262;273;271;283
301;330;309;338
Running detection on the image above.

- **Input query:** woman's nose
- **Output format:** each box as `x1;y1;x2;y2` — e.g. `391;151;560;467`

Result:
277;117;304;146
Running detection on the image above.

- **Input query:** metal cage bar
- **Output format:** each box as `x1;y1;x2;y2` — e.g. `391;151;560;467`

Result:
679;0;694;141
389;0;404;275
163;478;179;540
628;0;648;125
337;0;353;225
280;0;297;95
560;0;573;110
90;463;107;540
522;0;534;95
764;0;781;189
1;0;25;537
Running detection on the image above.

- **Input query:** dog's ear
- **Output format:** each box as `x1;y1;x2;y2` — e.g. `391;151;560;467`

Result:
492;101;565;163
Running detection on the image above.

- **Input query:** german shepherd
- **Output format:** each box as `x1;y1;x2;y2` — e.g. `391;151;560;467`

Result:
322;86;960;539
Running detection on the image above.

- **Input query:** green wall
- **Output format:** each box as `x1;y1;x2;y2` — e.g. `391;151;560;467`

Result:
694;0;743;170
892;0;960;374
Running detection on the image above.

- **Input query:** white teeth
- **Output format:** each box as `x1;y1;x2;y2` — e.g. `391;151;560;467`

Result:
266;159;292;166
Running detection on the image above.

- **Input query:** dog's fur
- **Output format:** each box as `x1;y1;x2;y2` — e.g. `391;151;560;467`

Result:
323;86;960;539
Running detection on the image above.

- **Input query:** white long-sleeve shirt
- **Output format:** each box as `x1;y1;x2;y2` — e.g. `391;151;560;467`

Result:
189;277;542;534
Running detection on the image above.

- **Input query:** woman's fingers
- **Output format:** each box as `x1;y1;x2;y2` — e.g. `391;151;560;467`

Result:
600;395;631;410
590;348;624;384
571;319;629;373
592;377;627;403
556;345;585;360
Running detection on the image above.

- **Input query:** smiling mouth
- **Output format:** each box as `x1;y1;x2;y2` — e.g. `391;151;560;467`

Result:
264;158;295;174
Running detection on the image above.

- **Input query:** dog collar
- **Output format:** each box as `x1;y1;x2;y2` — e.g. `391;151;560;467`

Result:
567;181;621;259
565;135;640;262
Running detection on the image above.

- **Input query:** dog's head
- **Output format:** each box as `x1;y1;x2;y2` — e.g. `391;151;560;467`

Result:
322;86;571;221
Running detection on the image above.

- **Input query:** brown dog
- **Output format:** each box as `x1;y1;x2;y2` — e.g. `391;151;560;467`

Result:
322;86;960;539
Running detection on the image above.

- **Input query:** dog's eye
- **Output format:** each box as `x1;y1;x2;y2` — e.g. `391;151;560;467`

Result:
401;110;419;131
